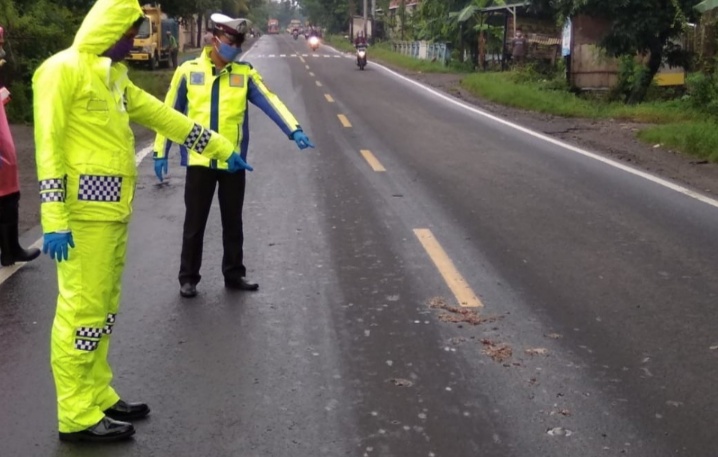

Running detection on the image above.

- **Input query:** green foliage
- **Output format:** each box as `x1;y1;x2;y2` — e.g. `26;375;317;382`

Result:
684;71;718;116
296;0;348;34
0;0;87;122
538;0;700;103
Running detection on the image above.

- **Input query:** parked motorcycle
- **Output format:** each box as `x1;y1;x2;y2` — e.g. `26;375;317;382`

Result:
356;45;367;70
308;36;320;52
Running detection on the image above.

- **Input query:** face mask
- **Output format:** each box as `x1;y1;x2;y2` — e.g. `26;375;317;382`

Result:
103;35;134;62
215;38;241;62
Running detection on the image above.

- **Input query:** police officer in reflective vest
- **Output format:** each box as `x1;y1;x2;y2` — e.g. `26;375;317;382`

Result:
153;14;314;298
33;0;251;442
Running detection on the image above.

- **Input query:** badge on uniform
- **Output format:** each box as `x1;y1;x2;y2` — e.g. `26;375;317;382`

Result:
190;72;205;85
229;74;245;88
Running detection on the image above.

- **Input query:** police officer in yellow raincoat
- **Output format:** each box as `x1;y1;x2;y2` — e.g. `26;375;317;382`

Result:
33;0;252;442
153;14;314;298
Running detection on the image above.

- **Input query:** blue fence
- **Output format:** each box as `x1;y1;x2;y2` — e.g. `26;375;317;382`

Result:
391;41;451;66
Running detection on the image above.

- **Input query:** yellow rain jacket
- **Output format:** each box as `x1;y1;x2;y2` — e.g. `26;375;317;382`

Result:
153;48;300;170
33;0;236;234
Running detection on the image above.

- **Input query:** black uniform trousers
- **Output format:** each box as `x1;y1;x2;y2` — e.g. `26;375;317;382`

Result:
179;166;246;286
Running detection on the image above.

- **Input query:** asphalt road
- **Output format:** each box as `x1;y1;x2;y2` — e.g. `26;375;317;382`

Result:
1;35;717;457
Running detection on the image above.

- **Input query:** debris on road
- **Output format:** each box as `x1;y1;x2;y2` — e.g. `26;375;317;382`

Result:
480;339;513;363
428;297;502;326
525;347;549;356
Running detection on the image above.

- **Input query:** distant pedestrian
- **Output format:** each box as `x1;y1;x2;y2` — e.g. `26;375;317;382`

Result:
511;27;527;65
166;30;178;68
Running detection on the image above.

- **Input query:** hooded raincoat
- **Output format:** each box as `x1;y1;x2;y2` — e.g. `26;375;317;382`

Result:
32;0;237;433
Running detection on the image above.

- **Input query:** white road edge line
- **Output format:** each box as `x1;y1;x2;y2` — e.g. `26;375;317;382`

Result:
323;45;718;210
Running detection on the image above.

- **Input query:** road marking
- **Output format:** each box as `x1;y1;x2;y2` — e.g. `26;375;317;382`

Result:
316;81;323;87
299;56;306;63
0;144;155;286
309;72;315;77
325;94;335;103
268;54;276;57
330;46;718;211
414;229;483;308
280;54;286;57
305;64;310;69
337;114;352;127
360;150;386;172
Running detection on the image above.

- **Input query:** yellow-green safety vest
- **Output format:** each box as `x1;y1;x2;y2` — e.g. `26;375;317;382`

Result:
153;48;301;170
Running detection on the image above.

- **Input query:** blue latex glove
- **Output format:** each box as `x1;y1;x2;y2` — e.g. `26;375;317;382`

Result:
43;232;75;262
154;157;168;182
291;130;315;150
226;152;254;173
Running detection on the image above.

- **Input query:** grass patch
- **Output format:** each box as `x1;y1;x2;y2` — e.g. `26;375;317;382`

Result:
460;72;701;124
128;67;174;100
637;122;718;162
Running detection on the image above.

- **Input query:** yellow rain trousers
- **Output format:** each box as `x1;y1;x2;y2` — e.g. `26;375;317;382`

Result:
32;0;237;433
51;222;127;430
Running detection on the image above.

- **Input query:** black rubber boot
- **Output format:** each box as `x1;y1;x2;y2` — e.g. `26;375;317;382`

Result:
0;193;40;267
0;224;40;266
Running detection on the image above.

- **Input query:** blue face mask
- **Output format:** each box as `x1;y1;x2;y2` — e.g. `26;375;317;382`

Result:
216;39;242;62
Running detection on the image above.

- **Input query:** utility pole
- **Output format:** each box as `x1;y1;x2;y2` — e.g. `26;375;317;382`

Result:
363;0;368;37
370;0;376;39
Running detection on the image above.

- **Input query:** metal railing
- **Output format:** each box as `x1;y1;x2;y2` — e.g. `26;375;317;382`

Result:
391;41;451;65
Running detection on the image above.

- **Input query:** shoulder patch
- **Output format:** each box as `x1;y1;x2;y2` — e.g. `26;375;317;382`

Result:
189;72;205;85
229;74;245;88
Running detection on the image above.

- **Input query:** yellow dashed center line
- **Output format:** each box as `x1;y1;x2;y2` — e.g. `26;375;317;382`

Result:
413;229;483;308
316;81;323;87
337;114;352;127
360;150;386;172
325;94;335;103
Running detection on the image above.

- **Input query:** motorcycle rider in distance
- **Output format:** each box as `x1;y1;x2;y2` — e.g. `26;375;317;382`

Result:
354;31;368;47
354;32;368;68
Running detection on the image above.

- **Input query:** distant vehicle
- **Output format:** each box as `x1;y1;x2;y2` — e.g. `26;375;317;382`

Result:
267;18;279;34
127;5;179;70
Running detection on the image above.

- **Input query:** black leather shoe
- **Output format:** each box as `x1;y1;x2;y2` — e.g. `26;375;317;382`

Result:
104;400;150;421
58;417;135;442
180;283;197;298
225;277;259;291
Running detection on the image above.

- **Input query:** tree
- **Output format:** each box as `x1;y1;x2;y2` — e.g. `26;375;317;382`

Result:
533;0;701;103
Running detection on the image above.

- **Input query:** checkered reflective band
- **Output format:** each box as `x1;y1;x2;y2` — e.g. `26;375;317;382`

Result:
183;123;211;153
75;339;99;352
41;191;64;203
77;175;122;202
39;178;63;191
76;327;103;339
104;313;116;334
39;178;65;203
183;124;203;149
